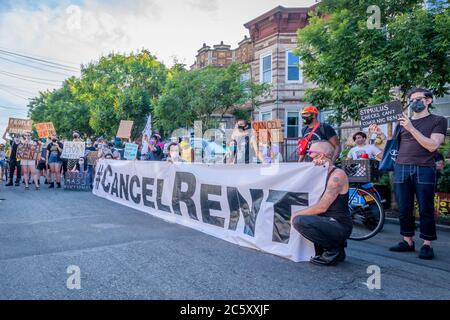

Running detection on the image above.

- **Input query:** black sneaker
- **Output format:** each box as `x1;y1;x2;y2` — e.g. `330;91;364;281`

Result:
419;245;434;260
389;240;415;252
56;182;61;188
5;182;13;186
48;182;55;188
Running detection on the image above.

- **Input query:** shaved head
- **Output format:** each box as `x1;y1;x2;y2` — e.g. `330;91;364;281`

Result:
310;141;335;158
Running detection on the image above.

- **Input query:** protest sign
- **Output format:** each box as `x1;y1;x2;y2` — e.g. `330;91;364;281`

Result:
86;151;99;166
64;172;90;191
94;161;328;262
117;120;134;139
16;143;38;160
252;119;284;143
124;143;138;160
35;122;56;138
360;101;403;128
61;141;85;159
7;118;32;135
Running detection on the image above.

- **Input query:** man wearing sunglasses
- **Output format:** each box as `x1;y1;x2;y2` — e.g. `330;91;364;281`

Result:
291;141;352;266
373;87;447;260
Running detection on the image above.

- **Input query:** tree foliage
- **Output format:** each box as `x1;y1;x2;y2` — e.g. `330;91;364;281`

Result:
296;0;450;125
28;50;167;139
153;63;269;133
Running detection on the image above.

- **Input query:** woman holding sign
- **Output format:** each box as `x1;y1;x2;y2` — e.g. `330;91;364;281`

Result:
46;134;64;189
19;132;40;190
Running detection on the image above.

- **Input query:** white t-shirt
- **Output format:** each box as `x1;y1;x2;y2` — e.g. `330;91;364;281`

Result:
348;144;381;160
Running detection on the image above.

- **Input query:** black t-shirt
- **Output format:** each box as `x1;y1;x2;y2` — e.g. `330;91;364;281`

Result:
47;142;64;161
396;114;447;166
301;123;337;161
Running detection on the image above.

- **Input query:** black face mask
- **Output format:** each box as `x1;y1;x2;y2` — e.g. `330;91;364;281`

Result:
52;139;57;143
302;116;313;125
409;100;426;113
238;125;247;131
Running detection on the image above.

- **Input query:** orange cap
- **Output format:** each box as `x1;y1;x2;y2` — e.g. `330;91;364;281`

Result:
301;105;319;115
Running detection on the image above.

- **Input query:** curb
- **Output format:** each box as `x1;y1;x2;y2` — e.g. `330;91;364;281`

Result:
385;217;450;232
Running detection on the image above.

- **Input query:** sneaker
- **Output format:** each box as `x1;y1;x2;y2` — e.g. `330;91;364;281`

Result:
389;240;415;252
48;182;55;189
419;245;434;260
5;182;13;186
56;182;61;188
14;182;20;186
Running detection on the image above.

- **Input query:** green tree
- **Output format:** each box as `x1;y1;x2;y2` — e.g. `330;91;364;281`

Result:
296;0;450;125
154;63;269;133
28;50;167;140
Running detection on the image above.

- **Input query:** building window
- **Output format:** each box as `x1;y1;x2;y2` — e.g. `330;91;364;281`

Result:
286;112;299;138
260;54;272;84
240;71;251;93
286;51;302;82
261;111;272;121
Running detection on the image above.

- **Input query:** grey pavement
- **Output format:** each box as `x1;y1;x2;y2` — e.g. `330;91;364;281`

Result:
0;182;449;300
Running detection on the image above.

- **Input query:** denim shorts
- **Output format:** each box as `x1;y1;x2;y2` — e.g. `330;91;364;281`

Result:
48;154;62;164
0;160;5;167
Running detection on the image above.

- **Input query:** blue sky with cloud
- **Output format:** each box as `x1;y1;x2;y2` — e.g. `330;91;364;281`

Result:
0;0;316;141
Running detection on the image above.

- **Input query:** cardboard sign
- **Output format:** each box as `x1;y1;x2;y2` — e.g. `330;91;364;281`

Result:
7;118;33;135
64;172;90;191
61;141;85;159
117;120;134;139
124;143;138;160
252;119;284;143
86;151;99;166
35;122;56;138
16;143;38;160
360;101;403;128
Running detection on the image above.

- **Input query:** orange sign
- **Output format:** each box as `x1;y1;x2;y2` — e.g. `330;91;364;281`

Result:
35;122;56;138
252;120;284;143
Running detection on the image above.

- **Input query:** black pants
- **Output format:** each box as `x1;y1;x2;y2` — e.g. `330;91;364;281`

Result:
293;215;350;252
8;160;21;183
394;164;437;241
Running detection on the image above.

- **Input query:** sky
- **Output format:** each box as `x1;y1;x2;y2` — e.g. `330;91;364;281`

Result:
0;0;317;142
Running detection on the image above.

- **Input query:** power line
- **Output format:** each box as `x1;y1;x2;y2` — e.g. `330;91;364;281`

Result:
0;70;63;83
0;83;36;96
0;56;75;77
0;72;62;86
0;49;79;72
0;45;80;67
0;86;31;100
0;104;29;111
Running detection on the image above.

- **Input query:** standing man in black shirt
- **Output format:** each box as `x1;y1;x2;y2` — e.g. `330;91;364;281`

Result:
5;135;22;186
373;88;447;260
298;106;341;162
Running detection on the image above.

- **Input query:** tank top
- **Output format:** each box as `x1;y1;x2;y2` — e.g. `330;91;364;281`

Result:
320;167;353;234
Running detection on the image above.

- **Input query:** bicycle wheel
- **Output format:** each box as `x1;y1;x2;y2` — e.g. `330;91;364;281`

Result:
348;187;385;241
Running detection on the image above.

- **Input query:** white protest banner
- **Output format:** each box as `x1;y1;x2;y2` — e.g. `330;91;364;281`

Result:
124;143;139;160
93;161;328;262
61;141;85;159
142;114;152;138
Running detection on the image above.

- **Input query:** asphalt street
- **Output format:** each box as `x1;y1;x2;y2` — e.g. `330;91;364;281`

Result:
1;182;449;300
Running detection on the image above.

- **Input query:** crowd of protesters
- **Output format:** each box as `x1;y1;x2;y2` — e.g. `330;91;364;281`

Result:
0;87;447;266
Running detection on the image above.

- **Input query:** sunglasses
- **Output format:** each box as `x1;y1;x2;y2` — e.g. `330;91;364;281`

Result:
306;149;324;155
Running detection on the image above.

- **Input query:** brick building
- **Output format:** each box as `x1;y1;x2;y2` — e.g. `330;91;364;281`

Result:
191;5;319;140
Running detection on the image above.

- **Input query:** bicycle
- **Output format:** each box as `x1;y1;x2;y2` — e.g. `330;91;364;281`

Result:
340;160;386;241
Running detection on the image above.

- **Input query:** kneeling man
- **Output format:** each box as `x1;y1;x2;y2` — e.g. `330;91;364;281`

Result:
291;141;353;266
